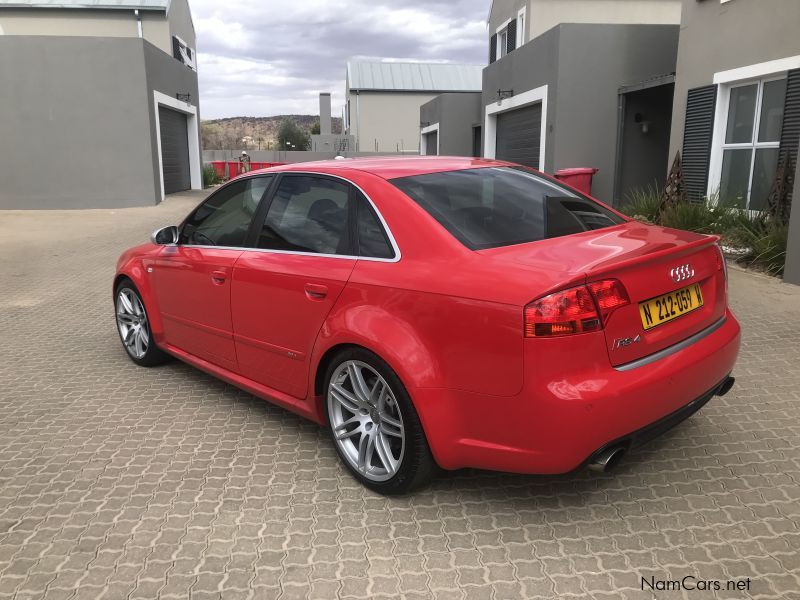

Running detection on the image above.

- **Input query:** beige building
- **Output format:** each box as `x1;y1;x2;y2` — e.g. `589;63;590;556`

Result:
345;61;482;153
0;0;195;56
487;0;681;53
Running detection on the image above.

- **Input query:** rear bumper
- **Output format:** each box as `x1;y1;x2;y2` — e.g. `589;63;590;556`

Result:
412;309;741;474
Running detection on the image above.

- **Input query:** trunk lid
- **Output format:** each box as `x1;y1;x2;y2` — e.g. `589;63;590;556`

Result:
479;221;727;366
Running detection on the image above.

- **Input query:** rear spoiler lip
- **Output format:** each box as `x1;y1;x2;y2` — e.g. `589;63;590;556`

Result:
583;233;720;282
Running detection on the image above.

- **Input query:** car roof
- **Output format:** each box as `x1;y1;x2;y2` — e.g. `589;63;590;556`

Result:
254;156;519;180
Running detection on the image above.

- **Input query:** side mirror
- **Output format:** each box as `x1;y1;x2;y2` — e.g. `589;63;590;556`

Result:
151;225;178;245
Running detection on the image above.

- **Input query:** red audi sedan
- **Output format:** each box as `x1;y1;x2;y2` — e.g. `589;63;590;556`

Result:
114;157;740;494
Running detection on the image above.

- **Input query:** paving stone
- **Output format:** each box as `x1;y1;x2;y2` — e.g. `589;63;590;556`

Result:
1;194;799;599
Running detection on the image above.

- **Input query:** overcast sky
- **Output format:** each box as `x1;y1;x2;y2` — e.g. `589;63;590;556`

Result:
192;0;489;120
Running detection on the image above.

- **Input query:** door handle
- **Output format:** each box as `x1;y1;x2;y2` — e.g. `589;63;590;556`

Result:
211;270;227;285
304;283;328;300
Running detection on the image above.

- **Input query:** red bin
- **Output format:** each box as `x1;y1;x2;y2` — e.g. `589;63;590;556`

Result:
250;162;267;170
210;161;226;179
554;167;598;196
227;161;240;178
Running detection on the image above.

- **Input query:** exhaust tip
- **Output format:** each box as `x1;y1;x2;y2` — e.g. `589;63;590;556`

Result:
716;376;735;397
588;446;626;473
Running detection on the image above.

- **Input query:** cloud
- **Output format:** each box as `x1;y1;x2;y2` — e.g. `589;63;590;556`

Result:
192;0;488;119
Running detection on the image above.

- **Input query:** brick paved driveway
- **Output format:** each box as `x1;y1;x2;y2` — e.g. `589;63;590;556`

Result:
1;192;799;600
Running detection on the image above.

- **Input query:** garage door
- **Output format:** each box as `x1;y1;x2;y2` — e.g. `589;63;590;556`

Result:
495;103;542;168
158;107;191;194
424;131;438;155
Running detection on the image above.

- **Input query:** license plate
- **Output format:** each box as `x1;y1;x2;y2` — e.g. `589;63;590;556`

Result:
639;283;704;330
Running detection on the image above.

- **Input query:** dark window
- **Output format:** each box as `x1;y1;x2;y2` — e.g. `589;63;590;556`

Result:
256;175;351;255
180;176;271;247
391;167;623;250
356;193;394;259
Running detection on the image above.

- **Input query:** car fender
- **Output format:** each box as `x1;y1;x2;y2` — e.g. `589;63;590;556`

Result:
115;246;166;341
312;302;440;390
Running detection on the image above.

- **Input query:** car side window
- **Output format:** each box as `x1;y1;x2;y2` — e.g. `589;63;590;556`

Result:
180;176;271;247
256;175;352;255
356;192;394;259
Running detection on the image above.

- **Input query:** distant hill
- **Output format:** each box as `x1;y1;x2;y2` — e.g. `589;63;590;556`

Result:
201;115;343;150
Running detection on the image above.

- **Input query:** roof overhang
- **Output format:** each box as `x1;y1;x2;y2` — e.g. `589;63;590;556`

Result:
0;1;169;10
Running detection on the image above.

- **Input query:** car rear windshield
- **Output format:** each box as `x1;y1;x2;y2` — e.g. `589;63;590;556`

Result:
390;167;624;250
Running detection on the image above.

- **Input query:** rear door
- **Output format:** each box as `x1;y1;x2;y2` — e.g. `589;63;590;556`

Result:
231;174;357;399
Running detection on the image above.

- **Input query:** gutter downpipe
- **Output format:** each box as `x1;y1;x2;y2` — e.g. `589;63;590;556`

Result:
356;91;361;152
134;9;143;38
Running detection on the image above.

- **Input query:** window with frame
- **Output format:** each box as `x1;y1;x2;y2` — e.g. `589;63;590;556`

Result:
498;29;508;59
256;175;352;255
719;77;786;210
356;192;394;259
391;167;623;250
179;176;271;247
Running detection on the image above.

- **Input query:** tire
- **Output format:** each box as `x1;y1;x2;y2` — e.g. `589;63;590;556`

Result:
114;280;171;367
324;347;436;494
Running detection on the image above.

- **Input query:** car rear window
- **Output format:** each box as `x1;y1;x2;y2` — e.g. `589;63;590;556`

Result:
390;167;624;250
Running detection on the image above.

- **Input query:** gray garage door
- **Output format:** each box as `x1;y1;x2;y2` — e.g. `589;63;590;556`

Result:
424;131;438;155
495;103;542;168
158;107;191;194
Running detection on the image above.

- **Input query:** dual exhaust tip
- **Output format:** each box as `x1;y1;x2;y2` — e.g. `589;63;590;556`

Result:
588;376;735;473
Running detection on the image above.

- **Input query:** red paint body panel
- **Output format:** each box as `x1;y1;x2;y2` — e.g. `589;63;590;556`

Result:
116;157;741;475
230;252;356;399
150;246;242;371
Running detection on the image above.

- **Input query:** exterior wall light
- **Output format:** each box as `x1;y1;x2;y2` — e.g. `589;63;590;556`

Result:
497;89;513;105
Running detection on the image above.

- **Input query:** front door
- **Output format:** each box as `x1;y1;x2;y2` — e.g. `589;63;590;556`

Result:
152;176;272;371
231;174;357;399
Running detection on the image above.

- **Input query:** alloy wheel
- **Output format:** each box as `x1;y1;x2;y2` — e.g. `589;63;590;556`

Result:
116;288;150;360
327;360;405;482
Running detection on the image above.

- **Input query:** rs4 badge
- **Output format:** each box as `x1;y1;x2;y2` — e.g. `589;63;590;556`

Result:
613;335;642;349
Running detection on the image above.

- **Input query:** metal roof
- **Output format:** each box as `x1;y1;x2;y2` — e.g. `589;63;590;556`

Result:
347;61;483;92
0;0;169;10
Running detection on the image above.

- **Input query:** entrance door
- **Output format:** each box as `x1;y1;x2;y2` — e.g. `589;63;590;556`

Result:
159;106;191;194
424;131;439;155
616;82;675;203
496;103;542;168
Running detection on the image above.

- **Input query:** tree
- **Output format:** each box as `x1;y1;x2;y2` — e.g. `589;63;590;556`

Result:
200;122;225;150
311;121;321;135
277;119;310;150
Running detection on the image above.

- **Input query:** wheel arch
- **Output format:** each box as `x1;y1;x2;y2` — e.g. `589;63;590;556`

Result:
113;263;165;338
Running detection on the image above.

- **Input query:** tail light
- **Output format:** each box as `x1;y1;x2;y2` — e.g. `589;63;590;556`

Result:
524;279;629;337
586;279;630;321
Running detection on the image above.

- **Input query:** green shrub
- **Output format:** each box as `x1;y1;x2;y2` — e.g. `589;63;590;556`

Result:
733;217;789;276
619;185;662;224
620;185;788;276
660;200;718;233
202;164;220;188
